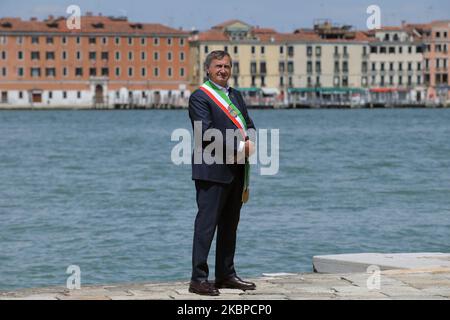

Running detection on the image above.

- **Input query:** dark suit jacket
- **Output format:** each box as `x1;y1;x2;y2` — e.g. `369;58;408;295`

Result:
189;86;255;184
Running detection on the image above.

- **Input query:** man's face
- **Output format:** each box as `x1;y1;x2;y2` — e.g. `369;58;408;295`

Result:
207;56;232;87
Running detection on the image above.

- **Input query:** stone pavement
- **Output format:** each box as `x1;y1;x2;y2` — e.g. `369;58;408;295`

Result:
1;267;450;300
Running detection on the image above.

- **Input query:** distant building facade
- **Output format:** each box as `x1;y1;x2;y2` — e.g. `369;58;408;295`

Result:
0;14;190;108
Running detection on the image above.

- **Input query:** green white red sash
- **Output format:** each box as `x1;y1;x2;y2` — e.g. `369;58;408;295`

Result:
199;80;251;203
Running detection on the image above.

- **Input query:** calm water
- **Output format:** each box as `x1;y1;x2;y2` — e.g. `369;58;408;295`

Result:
1;108;450;290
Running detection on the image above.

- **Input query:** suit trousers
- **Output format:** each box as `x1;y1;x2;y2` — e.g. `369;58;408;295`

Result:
191;165;245;282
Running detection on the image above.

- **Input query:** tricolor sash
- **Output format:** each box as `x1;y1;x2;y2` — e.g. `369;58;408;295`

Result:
199;80;251;203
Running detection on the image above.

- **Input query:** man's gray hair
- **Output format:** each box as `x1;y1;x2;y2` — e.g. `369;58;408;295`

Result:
204;50;233;71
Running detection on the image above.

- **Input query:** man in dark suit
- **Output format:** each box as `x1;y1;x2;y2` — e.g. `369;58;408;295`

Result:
188;50;256;296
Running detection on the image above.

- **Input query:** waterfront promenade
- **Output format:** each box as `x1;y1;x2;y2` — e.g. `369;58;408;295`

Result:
1;267;450;300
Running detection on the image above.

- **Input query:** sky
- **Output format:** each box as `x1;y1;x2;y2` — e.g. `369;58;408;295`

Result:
0;0;449;32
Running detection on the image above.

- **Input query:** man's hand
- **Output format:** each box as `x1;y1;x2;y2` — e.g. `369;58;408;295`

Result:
244;140;255;157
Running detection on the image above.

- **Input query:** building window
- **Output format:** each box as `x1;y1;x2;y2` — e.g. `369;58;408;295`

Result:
63;67;67;76
307;61;312;73
334;61;340;73
316;46;321;56
1;67;6;76
89;37;96;44
261;76;265;86
315;61;321;73
102;37;107;45
279;76;284;86
154;52;159;60
167;52;172;61
167;38;172;45
75;68;83;76
89;68;97;76
260;62;267;74
101;52;109;60
180;52;185;61
17;36;23;45
115;52;120;61
77;91;81;99
101;68;109;76
62;51;67;60
342;76;348;87
234;46;238;54
115;67;120;76
154;67;159;77
31;36;39;44
48;91;53;99
141;37;146;45
63;91;67;99
76;51;81;60
19;91;23;99
115;37;120;45
141;52;146;61
250;62;257;74
261;46;265;54
233;62;240;74
76;37;81;44
18;67;24;77
128;67;133;77
31;51;40;60
168;67;172;77
280;46;284;54
128;52;133;61
279;61;285;73
224;46;228;52
180;67;185;77
89;52;96;60
251;46;255;54
180;38;185;46
141;67;146;77
128;37;133;45
46;68;56;77
251;76;256;86
154;37;159;45
31;68;41;77
18;51;23;60
204;46;208;54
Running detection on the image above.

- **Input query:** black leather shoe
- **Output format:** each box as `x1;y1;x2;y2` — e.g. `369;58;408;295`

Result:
189;280;220;296
215;275;256;291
